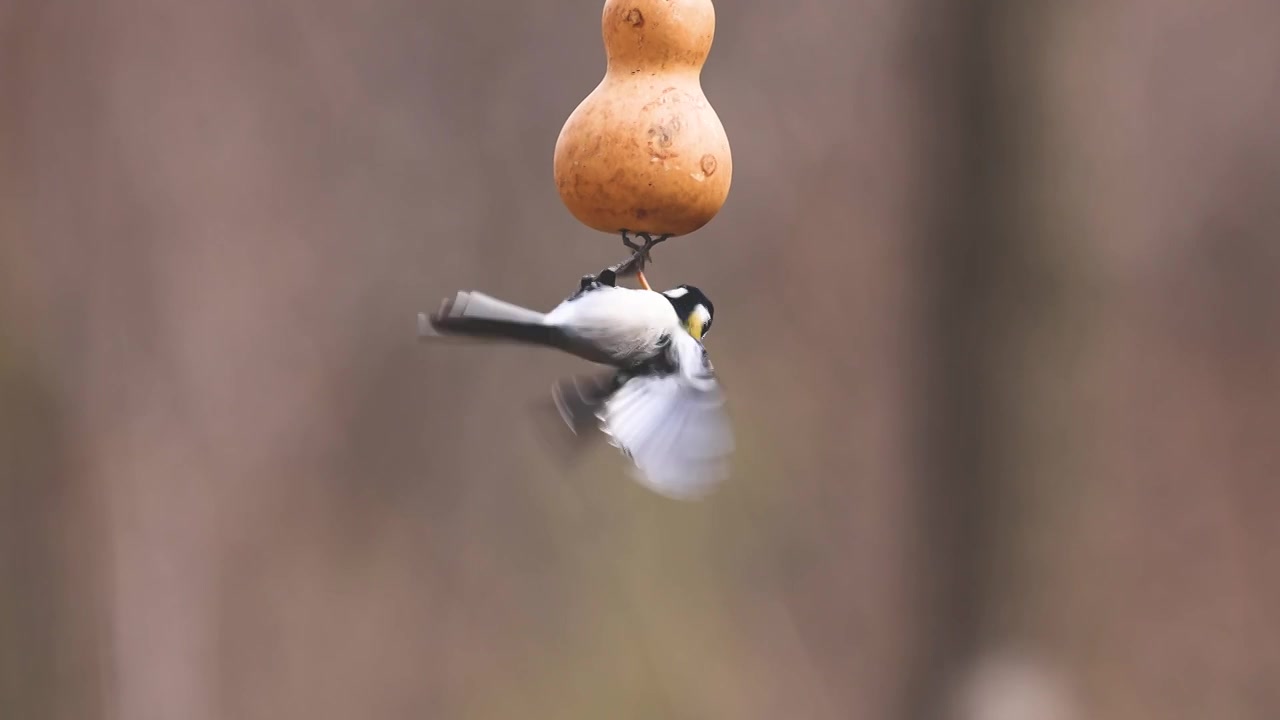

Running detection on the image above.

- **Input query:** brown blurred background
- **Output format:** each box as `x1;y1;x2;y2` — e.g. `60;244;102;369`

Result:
2;1;1278;719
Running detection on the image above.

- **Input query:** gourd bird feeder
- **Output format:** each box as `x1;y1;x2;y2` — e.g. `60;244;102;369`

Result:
553;0;732;261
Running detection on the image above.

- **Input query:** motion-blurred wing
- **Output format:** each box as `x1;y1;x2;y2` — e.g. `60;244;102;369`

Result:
598;336;733;499
551;372;621;436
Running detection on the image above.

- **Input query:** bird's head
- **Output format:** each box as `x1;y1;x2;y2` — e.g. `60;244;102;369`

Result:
662;285;715;341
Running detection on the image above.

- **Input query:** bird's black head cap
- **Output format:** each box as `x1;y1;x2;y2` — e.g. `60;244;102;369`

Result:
662;284;714;340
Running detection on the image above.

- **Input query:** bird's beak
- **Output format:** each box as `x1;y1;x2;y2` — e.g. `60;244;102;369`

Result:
685;316;703;341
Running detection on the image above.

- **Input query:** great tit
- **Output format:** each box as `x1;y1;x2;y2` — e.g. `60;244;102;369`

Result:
418;249;732;500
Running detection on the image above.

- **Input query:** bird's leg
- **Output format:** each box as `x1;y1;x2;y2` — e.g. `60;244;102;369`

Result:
609;229;647;283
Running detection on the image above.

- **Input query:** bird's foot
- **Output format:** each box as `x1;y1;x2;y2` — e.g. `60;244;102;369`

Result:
619;230;671;266
620;229;644;255
618;230;671;290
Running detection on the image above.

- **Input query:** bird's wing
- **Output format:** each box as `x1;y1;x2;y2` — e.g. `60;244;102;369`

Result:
527;371;619;468
597;334;734;500
551;372;622;436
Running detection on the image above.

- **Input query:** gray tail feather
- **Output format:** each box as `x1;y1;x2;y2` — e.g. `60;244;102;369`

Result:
420;290;567;350
446;291;547;325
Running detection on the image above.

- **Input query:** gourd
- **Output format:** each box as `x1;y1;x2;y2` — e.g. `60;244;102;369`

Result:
553;0;732;238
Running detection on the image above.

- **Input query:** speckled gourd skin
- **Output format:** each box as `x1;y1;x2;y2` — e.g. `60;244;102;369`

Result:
553;0;732;237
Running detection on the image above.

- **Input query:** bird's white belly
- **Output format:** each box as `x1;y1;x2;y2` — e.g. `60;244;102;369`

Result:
545;286;676;361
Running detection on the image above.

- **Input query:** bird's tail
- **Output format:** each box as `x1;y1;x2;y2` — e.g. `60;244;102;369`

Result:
419;290;570;350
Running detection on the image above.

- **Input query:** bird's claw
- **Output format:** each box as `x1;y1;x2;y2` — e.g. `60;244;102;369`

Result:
617;230;672;291
620;229;644;256
619;229;671;268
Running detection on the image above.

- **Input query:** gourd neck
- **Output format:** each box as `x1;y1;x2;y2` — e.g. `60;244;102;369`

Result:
604;60;703;80
600;0;715;76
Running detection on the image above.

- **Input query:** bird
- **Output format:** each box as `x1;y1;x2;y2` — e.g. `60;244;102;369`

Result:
417;234;733;499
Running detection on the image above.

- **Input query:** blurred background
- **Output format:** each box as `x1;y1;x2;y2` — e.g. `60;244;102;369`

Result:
2;1;1278;718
